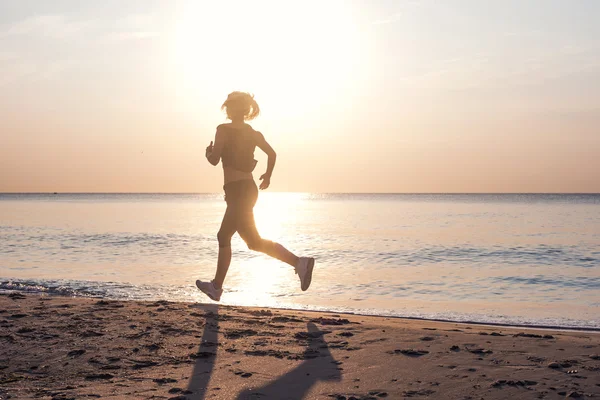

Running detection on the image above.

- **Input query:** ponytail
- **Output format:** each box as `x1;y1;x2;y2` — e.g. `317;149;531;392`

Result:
247;96;260;120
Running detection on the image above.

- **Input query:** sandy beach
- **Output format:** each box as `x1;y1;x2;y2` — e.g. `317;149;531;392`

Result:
1;293;599;400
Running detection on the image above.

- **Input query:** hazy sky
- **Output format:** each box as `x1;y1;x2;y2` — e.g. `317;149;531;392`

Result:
1;0;599;193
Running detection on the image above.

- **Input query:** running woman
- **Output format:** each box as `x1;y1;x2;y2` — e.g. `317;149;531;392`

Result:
196;92;314;301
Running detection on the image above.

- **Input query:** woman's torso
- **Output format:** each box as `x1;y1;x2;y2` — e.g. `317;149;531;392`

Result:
220;123;259;185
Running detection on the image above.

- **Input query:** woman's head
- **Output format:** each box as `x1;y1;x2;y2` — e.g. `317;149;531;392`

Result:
221;91;260;121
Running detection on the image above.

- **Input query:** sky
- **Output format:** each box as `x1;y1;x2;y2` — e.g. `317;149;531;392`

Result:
1;0;599;193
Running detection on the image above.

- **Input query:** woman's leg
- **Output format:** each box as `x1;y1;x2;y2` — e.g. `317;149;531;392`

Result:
238;210;300;267
213;245;231;290
213;206;236;289
263;241;300;267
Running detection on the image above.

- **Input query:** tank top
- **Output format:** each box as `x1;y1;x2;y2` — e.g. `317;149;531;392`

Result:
220;124;260;173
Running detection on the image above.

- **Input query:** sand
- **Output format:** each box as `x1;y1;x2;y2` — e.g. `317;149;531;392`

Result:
1;293;599;400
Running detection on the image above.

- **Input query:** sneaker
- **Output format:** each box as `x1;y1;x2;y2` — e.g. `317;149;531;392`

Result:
195;280;223;302
295;257;315;291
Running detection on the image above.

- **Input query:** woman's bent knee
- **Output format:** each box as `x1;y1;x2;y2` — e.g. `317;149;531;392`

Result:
246;238;275;253
246;239;263;252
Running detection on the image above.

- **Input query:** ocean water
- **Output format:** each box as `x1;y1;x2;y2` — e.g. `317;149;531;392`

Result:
1;193;599;330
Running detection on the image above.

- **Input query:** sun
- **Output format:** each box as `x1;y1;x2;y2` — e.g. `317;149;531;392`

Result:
169;0;367;119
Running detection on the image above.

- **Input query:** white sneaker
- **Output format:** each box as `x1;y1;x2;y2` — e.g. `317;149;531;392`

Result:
195;280;223;302
295;257;315;291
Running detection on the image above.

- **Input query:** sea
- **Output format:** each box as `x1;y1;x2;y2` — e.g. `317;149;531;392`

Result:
1;193;598;330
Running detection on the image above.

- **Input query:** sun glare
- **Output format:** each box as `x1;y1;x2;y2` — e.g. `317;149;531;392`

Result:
170;0;367;118
253;192;306;238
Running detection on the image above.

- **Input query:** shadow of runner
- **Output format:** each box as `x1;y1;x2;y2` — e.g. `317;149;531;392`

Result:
186;303;219;400
236;322;342;400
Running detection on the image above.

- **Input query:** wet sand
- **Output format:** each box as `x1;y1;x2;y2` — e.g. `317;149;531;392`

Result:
1;293;599;400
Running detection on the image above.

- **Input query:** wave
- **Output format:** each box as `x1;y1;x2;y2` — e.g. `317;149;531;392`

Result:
2;278;598;331
3;226;597;269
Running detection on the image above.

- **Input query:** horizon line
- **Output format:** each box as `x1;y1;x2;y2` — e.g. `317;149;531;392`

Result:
1;192;600;195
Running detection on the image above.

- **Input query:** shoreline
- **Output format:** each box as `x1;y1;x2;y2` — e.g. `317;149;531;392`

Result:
2;293;600;399
1;285;598;333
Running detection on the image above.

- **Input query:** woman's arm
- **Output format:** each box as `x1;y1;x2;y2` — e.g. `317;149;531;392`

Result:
256;132;276;190
206;127;225;166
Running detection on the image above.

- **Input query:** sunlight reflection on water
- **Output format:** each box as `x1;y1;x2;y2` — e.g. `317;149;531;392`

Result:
1;193;599;329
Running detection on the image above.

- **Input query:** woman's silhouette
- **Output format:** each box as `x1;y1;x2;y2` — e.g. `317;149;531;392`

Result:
196;92;314;301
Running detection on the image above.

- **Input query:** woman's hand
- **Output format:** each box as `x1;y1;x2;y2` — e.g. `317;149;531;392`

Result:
205;141;213;157
259;173;271;190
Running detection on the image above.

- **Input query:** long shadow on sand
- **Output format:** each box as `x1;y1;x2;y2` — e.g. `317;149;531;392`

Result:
235;322;342;400
186;308;341;400
186;303;219;399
